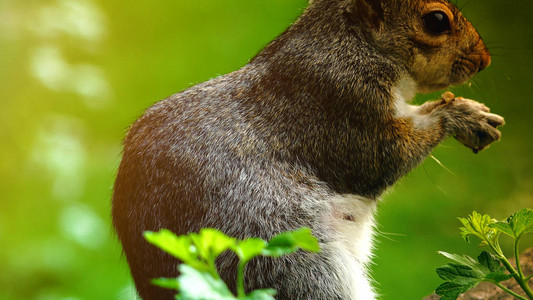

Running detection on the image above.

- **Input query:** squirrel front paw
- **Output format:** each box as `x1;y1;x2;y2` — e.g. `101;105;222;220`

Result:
439;94;505;153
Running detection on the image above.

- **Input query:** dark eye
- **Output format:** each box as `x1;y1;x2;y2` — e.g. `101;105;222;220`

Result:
423;11;451;35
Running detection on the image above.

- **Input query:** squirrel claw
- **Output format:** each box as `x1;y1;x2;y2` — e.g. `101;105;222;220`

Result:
486;113;505;127
446;98;504;153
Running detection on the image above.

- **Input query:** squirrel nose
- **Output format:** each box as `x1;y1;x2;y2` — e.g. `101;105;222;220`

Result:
476;40;491;72
478;51;491;71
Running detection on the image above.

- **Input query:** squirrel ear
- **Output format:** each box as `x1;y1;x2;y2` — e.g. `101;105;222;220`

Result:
346;0;384;28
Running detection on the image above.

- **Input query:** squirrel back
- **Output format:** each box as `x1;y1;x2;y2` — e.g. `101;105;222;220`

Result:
113;0;502;299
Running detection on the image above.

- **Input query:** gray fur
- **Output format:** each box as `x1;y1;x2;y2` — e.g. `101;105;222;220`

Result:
113;0;503;299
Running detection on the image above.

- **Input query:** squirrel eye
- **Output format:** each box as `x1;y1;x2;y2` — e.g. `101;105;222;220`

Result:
423;11;451;35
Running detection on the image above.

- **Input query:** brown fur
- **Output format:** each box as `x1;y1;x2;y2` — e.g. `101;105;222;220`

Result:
113;0;503;299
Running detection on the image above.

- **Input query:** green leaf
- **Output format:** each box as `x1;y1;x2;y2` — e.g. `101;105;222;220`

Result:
190;228;236;263
151;277;180;290
289;227;321;252
489;222;514;238
509;208;533;238
477;251;504;273
263;228;320;257
488;209;533;239
177;264;236;300
244;289;276;300
476;251;512;283
262;238;297;257
232;238;267;263
436;264;482;285
144;230;203;268
438;252;480;270
435;281;476;299
458;212;498;246
436;251;513;298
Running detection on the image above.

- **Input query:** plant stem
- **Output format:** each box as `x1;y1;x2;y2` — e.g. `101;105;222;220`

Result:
237;260;246;298
496;282;528;300
503;275;533;300
517;279;533;300
497;254;533;299
515;237;533;299
495;282;528;300
519;277;533;299
486;237;518;277
503;237;533;300
490;237;506;259
485;236;533;299
208;259;220;280
516;239;525;278
500;255;519;279
486;236;519;277
526;274;533;282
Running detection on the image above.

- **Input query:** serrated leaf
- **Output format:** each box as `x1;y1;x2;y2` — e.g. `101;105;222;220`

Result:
436;250;513;298
489;222;514;238
438;252;479;270
476;251;513;283
436;264;482;285
244;289;277;300
488;209;533;239
457;212;498;246
190;228;236;263
144;230;202;268
458;217;473;242
435;281;477;299
509;208;533;238
151;277;180;290
263;228;320;257
477;251;503;273
177;264;236;300
232;238;267;263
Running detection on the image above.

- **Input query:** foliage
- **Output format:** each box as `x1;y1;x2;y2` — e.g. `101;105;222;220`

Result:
144;228;320;300
436;209;533;300
2;0;533;299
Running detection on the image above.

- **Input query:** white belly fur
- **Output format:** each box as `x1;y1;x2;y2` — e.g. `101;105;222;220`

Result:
328;194;378;300
392;75;437;129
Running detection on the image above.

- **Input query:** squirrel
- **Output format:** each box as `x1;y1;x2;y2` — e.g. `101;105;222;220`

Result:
113;0;505;299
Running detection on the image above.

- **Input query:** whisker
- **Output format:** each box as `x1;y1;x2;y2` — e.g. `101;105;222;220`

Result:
459;0;473;11
422;164;449;195
374;228;406;242
430;155;456;177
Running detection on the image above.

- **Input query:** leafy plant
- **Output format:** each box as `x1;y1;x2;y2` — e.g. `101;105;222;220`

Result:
144;227;320;300
436;209;533;300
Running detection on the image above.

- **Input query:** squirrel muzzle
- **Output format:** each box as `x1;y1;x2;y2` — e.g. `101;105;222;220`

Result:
474;39;491;72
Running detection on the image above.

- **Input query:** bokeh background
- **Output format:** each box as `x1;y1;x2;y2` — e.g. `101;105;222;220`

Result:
1;0;532;299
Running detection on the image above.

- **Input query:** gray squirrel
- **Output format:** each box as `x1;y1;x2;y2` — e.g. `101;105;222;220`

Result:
112;0;505;299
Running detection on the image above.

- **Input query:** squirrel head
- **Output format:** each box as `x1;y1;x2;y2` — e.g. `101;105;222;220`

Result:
341;0;491;93
300;0;491;94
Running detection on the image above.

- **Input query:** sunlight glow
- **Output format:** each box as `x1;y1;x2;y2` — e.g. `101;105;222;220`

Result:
28;0;106;42
31;115;87;201
40;239;76;272
60;205;106;249
31;46;111;109
27;0;112;110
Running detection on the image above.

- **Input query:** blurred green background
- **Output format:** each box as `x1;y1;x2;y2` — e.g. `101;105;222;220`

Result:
1;0;531;299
